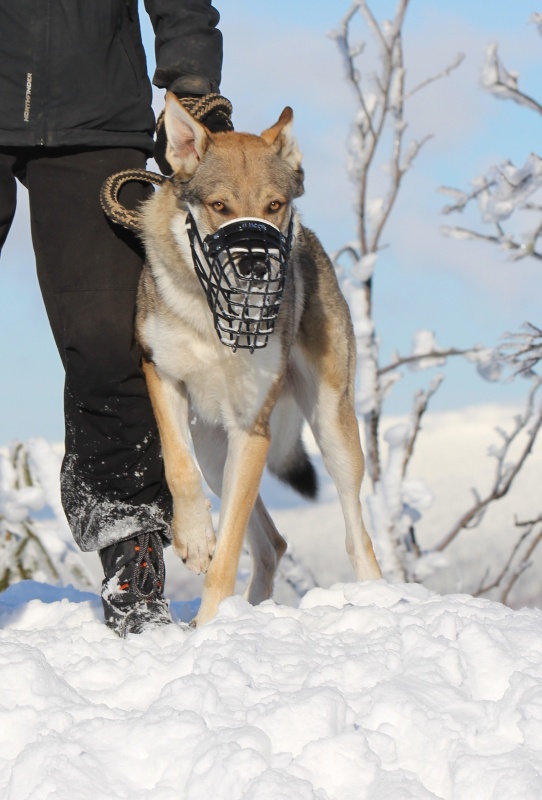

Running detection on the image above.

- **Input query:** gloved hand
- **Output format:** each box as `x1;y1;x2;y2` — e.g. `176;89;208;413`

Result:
154;93;234;176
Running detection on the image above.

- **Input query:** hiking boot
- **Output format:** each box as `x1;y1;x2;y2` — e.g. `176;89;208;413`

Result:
99;531;172;637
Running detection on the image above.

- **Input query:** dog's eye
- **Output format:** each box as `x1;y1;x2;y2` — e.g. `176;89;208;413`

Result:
211;201;227;213
268;201;282;213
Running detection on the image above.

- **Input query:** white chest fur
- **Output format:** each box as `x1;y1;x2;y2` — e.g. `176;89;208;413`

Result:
143;287;283;430
142;203;285;429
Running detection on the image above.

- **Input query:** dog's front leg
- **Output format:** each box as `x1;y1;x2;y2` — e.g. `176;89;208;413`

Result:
143;360;216;573
196;426;271;626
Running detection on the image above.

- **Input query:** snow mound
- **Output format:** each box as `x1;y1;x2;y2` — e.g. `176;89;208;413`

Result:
2;580;542;799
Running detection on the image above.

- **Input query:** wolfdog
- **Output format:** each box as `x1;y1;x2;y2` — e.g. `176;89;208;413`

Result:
136;93;381;625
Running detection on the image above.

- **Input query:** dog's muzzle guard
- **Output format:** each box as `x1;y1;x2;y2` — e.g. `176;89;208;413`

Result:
187;213;293;353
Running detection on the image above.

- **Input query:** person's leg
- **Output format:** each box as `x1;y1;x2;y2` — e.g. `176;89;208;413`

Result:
25;146;173;634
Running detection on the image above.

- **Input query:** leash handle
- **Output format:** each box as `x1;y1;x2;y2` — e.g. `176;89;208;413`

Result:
100;168;167;233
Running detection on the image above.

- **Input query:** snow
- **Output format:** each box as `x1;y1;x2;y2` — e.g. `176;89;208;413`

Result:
478;156;542;226
2;578;542;799
0;440;93;588
408;330;446;371
2;406;542;797
341;280;379;415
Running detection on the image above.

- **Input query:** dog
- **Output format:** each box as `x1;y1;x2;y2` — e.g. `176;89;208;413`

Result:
136;92;381;626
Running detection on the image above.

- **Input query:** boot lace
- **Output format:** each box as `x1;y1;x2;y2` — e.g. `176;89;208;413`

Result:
125;531;166;601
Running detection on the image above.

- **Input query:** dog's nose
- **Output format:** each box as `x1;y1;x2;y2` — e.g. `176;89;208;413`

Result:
237;255;269;280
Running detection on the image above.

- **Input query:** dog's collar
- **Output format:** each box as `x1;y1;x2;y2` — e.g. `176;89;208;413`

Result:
185;212;294;353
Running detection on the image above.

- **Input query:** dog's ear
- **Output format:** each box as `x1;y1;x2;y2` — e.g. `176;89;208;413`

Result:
164;92;211;177
261;107;302;171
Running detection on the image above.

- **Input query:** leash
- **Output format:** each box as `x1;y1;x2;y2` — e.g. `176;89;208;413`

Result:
159;93;233;134
100;92;233;233
100;168;166;233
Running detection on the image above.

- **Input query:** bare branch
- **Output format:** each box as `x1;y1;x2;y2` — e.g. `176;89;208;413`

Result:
401;376;444;478
441;225;542;260
379;346;481;376
497;323;542;376
476;514;542;603
501;526;542;604
330;7;376;141
475;528;531;596
357;0;409;55
406;52;465;99
439;177;496;215
436;377;542;552
482;42;542;116
400;133;434;173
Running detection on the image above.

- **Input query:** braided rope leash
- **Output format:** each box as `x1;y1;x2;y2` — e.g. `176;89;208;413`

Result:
155;93;234;139
100;168;166;233
100;93;233;233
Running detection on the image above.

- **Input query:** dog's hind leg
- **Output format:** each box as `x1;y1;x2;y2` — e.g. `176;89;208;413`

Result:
244;497;287;605
142;360;216;573
191;418;286;608
291;354;381;583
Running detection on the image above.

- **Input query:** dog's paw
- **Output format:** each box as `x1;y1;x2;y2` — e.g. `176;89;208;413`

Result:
171;498;216;574
174;531;216;574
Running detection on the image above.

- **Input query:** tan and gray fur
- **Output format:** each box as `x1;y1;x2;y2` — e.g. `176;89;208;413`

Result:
136;92;381;626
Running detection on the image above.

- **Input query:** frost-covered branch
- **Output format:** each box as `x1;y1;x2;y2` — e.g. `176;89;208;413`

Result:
330;4;542;600
330;0;460;264
379;344;484;376
0;440;93;590
476;514;542;604
482;40;542;116
441;18;542;262
407;53;465;99
330;2;464;489
435;377;542;553
401;375;444;479
441;155;542;260
496;323;542;376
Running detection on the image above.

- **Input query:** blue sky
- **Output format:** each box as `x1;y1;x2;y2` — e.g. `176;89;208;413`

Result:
1;0;542;442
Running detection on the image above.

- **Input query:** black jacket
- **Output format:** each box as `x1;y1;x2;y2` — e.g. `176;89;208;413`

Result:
0;0;223;154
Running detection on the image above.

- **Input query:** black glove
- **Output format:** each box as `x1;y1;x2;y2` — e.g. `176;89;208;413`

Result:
154;93;234;176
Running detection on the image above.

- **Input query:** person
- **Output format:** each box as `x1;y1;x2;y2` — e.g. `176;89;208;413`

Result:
0;0;232;636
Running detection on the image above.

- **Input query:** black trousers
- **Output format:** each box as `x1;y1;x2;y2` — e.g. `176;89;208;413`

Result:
0;146;172;551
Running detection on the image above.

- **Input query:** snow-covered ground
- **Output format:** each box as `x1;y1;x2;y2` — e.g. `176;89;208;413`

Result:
2;403;542;798
3;579;542;799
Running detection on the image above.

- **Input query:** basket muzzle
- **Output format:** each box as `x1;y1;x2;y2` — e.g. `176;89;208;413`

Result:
186;213;293;352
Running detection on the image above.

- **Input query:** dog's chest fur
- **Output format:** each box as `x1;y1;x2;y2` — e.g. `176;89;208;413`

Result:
138;196;286;429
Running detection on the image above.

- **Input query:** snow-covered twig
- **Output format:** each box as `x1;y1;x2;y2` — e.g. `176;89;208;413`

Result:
379;345;484;376
496;323;542;376
401;376;444;479
441;23;542;262
436;377;542;553
331;4;542;599
406;52;465;99
0;440;93;591
482;42;542;116
439;177;496;215
476;514;542;604
331;1;465;491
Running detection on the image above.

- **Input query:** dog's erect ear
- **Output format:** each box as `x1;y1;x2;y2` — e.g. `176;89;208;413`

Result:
164;92;211;177
261;107;302;171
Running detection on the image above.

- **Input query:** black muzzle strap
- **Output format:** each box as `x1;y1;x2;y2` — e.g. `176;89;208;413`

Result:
186;213;293;353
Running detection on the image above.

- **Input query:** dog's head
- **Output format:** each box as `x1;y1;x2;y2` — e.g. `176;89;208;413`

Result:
163;92;304;238
163;94;304;351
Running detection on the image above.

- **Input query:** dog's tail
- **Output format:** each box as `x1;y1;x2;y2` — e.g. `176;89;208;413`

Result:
267;395;318;499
